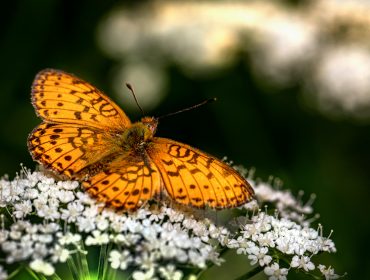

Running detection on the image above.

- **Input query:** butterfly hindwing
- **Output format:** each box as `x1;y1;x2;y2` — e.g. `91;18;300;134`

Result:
82;156;161;210
31;69;131;130
147;137;254;209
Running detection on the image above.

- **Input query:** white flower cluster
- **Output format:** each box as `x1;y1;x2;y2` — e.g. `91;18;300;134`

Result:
227;211;337;280
251;181;317;226
97;0;370;120
0;170;226;279
234;166;316;226
0;168;342;279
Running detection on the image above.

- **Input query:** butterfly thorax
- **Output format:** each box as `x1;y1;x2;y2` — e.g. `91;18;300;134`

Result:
120;117;158;152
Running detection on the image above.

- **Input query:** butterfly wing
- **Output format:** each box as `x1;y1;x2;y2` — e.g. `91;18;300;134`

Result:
147;137;254;209
82;155;161;210
28;123;120;179
31;69;131;130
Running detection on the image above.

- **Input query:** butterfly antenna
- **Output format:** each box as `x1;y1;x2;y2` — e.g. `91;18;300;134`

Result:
157;97;217;120
126;83;145;116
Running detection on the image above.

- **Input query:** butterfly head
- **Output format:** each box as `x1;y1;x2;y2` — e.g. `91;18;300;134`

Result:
141;116;158;135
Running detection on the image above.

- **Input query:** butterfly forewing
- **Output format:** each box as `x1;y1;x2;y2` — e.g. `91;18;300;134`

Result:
31;69;131;130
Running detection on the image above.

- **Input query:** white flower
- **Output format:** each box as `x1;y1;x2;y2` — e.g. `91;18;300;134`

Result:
37;180;54;192
57;189;75;203
76;216;96;232
2;241;17;253
36;204;60;220
256;232;276;248
51;245;70;263
319;237;337;253
165;208;184;223
0;230;8;243
275;236;294;255
95;215;109;231
125;218;144;233
247;246;272;266
57;180;79;190
41;222;60;233
33;196;48;210
61;202;84;222
242;222;261;238
135;252;158;271
57;232;81;245
9;229;22;240
149;210;165;222
110;233;140;246
264;262;289;280
83;205;100;218
75;192;95;205
32;243;48;260
13;200;33;218
158;264;183;280
30;259;55;276
234;239;255;255
109;216;127;233
85;230;109;246
109;249;133;270
290;255;315;271
253;17;317;84
23;188;39;200
37;233;53;244
188;250;207;268
132;268;158;280
318;264;342;280
314;46;370;117
0;265;8;280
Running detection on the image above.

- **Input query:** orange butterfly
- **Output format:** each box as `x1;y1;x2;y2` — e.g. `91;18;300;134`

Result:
28;69;254;210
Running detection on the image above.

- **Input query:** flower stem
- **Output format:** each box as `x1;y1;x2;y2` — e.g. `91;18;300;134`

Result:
51;273;63;280
67;255;79;280
7;266;22;279
106;265;117;280
98;243;110;280
97;244;105;279
78;242;90;280
25;267;46;280
233;266;264;280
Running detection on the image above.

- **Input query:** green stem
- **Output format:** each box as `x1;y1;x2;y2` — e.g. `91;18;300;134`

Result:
7;266;23;279
79;242;90;280
25;267;41;280
98;244;108;280
67;255;80;280
51;273;63;280
106;265;117;280
104;243;114;280
233;266;264;280
25;267;47;280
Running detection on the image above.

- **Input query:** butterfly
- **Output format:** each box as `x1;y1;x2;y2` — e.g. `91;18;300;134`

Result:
28;69;255;211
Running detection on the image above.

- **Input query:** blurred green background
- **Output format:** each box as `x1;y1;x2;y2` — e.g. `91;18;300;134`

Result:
1;0;369;279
